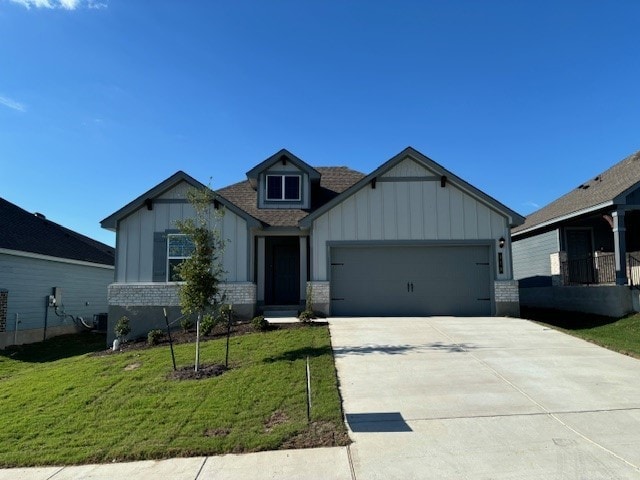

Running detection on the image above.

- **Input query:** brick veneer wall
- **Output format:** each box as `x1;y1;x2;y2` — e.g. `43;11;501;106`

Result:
108;282;256;307
494;280;520;316
307;281;330;316
106;282;257;345
0;289;7;332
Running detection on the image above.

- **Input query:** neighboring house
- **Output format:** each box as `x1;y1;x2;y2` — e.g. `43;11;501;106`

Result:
0;198;115;348
101;147;524;342
512;149;640;316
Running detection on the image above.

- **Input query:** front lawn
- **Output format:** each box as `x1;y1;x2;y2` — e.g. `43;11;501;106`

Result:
0;325;348;467
521;307;640;358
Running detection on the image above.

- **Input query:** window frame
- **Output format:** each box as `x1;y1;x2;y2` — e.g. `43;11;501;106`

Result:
265;174;302;202
166;233;194;282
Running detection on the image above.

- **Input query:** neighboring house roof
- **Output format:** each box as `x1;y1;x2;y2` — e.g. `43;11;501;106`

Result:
300;147;525;228
513;149;640;236
0;197;115;266
217;166;365;227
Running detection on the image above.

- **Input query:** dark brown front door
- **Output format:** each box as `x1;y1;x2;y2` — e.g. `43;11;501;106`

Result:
265;237;300;305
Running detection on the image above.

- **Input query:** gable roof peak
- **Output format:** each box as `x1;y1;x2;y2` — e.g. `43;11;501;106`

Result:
300;147;524;228
246;148;321;185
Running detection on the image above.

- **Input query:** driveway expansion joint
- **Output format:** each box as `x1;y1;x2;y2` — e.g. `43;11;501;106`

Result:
346;444;357;480
194;457;208;480
402;406;640;423
44;466;65;480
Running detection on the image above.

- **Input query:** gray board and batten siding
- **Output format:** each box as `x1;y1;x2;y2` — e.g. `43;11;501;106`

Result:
512;229;560;287
115;181;249;283
0;251;114;347
310;157;514;282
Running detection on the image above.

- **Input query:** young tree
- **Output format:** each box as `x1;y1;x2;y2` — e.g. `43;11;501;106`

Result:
175;185;225;372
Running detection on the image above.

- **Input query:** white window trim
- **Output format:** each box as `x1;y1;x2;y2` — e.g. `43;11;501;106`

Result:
265;174;301;201
166;233;193;282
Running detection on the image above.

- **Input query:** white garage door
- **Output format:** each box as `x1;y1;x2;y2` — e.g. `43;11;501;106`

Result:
330;245;492;316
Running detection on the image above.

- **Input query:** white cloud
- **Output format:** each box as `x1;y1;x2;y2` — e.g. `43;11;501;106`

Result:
523;201;540;209
0;95;26;112
7;0;107;9
59;0;79;9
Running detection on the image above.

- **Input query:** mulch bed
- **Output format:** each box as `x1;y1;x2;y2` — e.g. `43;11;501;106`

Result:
169;363;227;380
95;321;319;357
282;421;351;449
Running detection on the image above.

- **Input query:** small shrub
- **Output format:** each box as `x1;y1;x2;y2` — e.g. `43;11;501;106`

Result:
220;304;233;320
201;313;219;336
114;316;131;340
147;329;164;346
180;317;194;333
252;315;269;332
298;310;315;322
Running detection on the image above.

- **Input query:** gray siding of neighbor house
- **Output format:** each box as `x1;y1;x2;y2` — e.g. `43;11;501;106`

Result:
0;252;114;346
512;229;559;287
310;158;512;281
115;181;249;283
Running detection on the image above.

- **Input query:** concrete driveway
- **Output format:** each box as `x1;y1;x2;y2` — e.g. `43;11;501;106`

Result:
329;316;640;479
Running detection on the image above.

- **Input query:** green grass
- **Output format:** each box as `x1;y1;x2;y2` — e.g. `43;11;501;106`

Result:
521;307;640;358
0;326;347;467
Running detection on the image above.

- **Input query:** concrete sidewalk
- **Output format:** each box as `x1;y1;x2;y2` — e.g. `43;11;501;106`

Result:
330;316;640;479
0;447;353;480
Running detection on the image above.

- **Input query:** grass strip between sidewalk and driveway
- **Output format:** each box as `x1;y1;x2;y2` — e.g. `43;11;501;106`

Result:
0;324;348;467
521;307;640;358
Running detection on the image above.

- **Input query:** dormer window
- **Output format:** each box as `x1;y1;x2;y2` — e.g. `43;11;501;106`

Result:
266;175;301;201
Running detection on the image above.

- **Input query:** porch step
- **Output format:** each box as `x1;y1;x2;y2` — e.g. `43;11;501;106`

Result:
262;309;299;317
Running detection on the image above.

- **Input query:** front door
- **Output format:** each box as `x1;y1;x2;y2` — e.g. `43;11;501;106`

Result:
566;228;594;283
265;237;300;305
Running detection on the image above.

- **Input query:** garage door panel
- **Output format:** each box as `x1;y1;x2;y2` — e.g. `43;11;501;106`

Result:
331;245;491;316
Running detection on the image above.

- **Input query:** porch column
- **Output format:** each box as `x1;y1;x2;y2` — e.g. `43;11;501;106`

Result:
300;237;308;302
612;209;627;285
256;237;265;302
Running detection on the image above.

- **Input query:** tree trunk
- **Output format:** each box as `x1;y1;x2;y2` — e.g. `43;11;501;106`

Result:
195;312;201;372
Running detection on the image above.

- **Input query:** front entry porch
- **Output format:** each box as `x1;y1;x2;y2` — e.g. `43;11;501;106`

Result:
256;235;308;311
553;209;640;287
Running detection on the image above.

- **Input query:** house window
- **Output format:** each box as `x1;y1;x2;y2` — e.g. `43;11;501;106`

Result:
167;234;194;281
266;175;301;201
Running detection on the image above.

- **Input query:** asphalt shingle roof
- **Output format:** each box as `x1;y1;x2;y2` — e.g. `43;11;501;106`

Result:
0;197;115;265
513;150;640;234
217;166;365;227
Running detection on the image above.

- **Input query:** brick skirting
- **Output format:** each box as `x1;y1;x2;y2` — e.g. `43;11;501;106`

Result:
108;282;256;307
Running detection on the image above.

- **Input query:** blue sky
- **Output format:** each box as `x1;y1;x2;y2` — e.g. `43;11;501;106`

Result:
1;0;639;247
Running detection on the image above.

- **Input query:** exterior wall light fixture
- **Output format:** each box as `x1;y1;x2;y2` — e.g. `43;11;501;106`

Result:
499;237;505;249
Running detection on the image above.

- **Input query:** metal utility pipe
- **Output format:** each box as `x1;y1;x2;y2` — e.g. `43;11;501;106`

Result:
43;296;49;342
14;313;20;345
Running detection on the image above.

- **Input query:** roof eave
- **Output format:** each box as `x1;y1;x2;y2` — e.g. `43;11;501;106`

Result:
101;171;263;230
100;171;203;229
512;200;615;237
301;147;524;228
246;149;321;182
